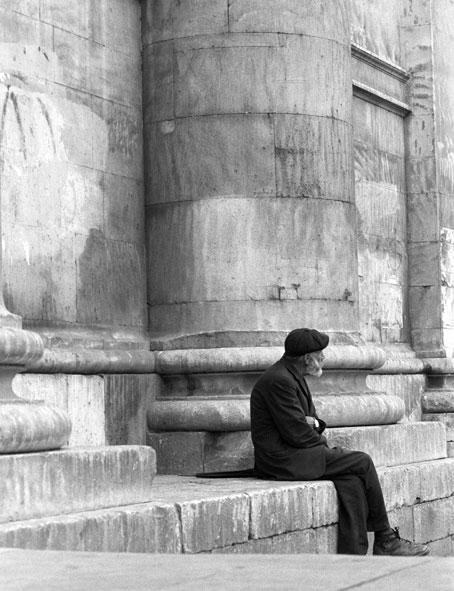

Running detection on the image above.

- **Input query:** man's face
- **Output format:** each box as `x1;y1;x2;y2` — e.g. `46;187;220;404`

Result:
304;351;326;377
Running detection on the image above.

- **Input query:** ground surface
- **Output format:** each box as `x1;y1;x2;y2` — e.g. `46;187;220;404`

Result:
1;549;453;591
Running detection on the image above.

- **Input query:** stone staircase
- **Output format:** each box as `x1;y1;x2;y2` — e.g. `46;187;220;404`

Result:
1;422;453;555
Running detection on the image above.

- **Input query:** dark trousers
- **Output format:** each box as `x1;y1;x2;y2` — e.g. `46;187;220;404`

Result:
320;448;390;555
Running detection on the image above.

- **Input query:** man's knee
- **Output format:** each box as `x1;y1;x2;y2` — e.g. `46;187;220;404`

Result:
351;451;374;472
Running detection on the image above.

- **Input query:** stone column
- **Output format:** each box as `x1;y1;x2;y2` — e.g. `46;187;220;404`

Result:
404;0;454;358
143;0;358;349
0;87;71;454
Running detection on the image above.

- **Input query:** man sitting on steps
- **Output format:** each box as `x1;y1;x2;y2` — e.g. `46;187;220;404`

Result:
250;327;430;556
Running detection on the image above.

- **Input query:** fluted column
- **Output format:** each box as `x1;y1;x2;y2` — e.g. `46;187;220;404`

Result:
143;0;357;349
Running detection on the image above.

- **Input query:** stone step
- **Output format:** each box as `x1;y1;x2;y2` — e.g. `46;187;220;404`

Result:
0;446;156;523
1;459;453;555
149;421;447;475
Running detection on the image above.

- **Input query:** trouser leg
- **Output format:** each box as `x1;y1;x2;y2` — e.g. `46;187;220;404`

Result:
320;448;390;555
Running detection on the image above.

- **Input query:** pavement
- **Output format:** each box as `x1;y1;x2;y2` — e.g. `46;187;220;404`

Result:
1;549;453;591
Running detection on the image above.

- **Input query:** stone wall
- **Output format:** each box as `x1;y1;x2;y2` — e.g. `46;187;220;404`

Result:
0;1;146;348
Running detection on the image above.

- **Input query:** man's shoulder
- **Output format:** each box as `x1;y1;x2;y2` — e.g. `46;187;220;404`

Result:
253;359;294;389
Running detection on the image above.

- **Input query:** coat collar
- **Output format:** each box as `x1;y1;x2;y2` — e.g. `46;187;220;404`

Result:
280;356;310;394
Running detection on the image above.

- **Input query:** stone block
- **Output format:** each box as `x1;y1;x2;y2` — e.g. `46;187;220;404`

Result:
3;224;78;325
408;192;439;242
92;98;143;180
60;165;104;235
142;0;228;45
326;422;447;467
104;375;150;446
406;114;436;160
275;115;353;201
406;157;437;194
426;536;454;557
386;505;415;542
91;0;142;58
147;198;357;305
424;414;454;440
90;44;141;108
270;529;316;553
378;459;454;510
173;35;279;118
275;35;351;120
408;242;439;286
102;174;144;244
411;328;444;356
17;373;151;447
409;285;441;329
59;93;95;168
143;42;174;124
0;446;155;523
53;28;91;93
314;525;338;554
423;391;454;413
229;0;349;42
448;442;454;457
356;183;405;239
203;432;254;472
146;114;275;205
0;502;181;553
249;482;337;539
179;494;250;553
75;231;147;327
414;496;454;543
366;374;425;422
147;432;205;475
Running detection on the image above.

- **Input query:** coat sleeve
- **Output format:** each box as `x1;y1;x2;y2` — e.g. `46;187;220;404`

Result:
265;378;325;448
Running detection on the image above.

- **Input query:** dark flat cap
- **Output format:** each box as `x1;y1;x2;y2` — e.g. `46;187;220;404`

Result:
284;328;329;356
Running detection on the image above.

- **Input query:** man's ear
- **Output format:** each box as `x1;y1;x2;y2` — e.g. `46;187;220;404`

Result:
303;353;312;364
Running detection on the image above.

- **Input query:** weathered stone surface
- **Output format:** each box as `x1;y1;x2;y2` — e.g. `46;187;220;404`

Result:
249;483;333;538
408;242;440;286
326;422;447;467
408;192;439;242
179;494;250;553
0;502;181;553
16;374;151;447
147;198;357;305
423;390;454;413
143;42;174;124
275;116;353;201
423;413;454;440
229;0;349;42
147;431;205;475
146;114;275;205
149;394;403;435
203;432;253;472
173;34;279;118
351;0;402;64
378;459;454;510
155;346;386;374
0;446;156;523
142;0;228;45
367;373;425;422
0;401;71;453
414;496;454;543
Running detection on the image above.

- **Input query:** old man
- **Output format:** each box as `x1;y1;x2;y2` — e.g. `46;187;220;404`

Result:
250;328;429;556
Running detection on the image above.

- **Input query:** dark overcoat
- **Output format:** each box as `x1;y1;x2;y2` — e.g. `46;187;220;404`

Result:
250;355;328;480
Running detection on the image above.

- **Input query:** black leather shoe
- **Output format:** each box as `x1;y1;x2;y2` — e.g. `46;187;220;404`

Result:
373;528;430;556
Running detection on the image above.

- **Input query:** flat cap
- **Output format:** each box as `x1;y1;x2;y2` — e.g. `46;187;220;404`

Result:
284;328;329;357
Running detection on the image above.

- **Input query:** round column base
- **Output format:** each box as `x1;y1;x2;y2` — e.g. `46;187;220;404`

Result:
0;400;71;453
